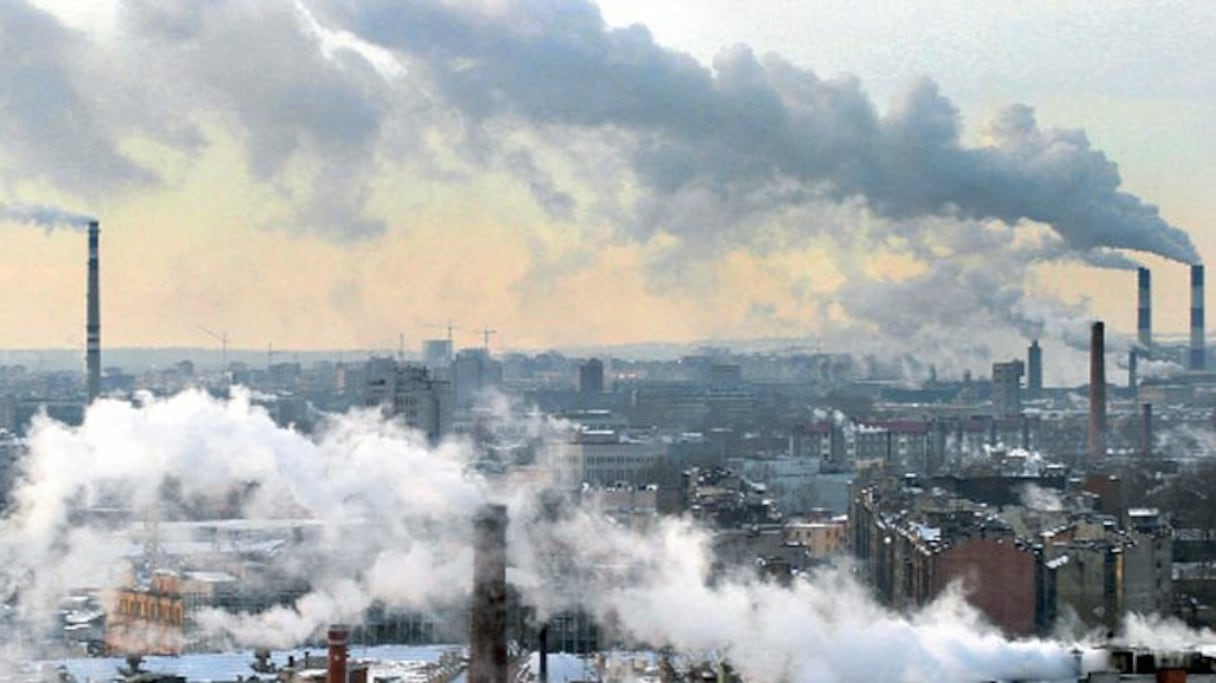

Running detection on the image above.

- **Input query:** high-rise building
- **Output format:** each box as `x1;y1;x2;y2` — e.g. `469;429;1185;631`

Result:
423;339;453;368
578;358;604;394
452;349;503;410
363;357;451;442
991;360;1024;417
1026;340;1043;400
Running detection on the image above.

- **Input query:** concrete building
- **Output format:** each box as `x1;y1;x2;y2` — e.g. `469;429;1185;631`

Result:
850;483;1038;635
578;358;604;394
565;430;667;487
852;476;1174;637
785;516;848;560
364;358;452;441
992;360;1024;417
452;349;503;410
105;570;185;655
1027;340;1043;399
423;339;453;368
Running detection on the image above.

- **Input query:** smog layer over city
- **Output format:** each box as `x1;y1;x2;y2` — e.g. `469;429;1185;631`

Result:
1;2;1215;682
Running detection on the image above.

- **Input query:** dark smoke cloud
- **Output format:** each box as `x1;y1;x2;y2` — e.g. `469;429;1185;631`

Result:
0;3;156;196
0;0;1195;262
318;0;1198;263
115;0;393;239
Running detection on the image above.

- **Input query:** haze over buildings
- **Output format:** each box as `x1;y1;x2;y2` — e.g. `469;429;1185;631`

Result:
3;2;1216;682
0;1;1211;378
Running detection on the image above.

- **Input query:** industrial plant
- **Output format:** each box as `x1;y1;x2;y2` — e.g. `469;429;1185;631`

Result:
3;0;1216;680
0;217;1214;683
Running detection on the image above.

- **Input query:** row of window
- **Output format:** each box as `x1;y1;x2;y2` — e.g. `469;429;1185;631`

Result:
113;596;184;626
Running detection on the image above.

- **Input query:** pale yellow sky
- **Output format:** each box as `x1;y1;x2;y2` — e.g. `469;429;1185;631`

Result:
1;0;1212;369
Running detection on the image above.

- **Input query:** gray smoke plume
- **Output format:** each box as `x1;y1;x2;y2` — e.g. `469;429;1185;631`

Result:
0;3;157;196
0;0;1196;262
0;203;95;229
317;0;1198;264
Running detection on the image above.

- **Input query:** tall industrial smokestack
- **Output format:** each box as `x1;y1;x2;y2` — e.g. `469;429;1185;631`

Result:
1027;340;1042;399
1088;321;1107;463
1128;349;1138;390
1192;264;1206;371
1137;267;1152;352
1141;403;1153;458
470;504;508;683
86;220;101;402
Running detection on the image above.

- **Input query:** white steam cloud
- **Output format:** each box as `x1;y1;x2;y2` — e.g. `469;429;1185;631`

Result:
0;389;1154;681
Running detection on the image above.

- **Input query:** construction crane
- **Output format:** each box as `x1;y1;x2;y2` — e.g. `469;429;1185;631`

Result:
478;325;497;352
196;325;229;369
426;321;457;345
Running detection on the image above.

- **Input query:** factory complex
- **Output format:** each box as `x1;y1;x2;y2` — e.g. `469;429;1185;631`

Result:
5;225;1216;683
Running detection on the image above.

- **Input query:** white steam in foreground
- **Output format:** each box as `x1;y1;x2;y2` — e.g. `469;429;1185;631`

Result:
0;390;1189;680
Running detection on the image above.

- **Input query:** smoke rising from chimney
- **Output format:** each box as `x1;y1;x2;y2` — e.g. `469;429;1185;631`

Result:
0;203;95;229
315;1;1199;266
0;2;1204;376
1;1;1201;265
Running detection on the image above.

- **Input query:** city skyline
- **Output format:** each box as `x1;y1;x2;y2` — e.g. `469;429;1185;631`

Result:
1;1;1212;375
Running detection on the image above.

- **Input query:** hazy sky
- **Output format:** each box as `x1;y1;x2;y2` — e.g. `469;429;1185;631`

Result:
1;0;1213;369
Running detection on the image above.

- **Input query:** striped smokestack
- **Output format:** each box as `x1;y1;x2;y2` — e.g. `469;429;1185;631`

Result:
1088;321;1107;463
1191;264;1206;371
86;220;101;402
1137;267;1151;352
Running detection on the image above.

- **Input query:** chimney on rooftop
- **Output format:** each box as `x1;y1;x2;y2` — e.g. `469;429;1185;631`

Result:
1192;264;1206;371
327;625;349;683
1088;321;1107;463
86;220;101;402
470;504;508;683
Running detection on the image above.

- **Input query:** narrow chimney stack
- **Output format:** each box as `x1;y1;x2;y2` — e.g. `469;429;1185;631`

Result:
86;220;101;402
1137;267;1152;353
470;504;508;683
1192;264;1206;371
327;625;349;683
1088;321;1107;463
538;623;549;683
1141;403;1153;458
